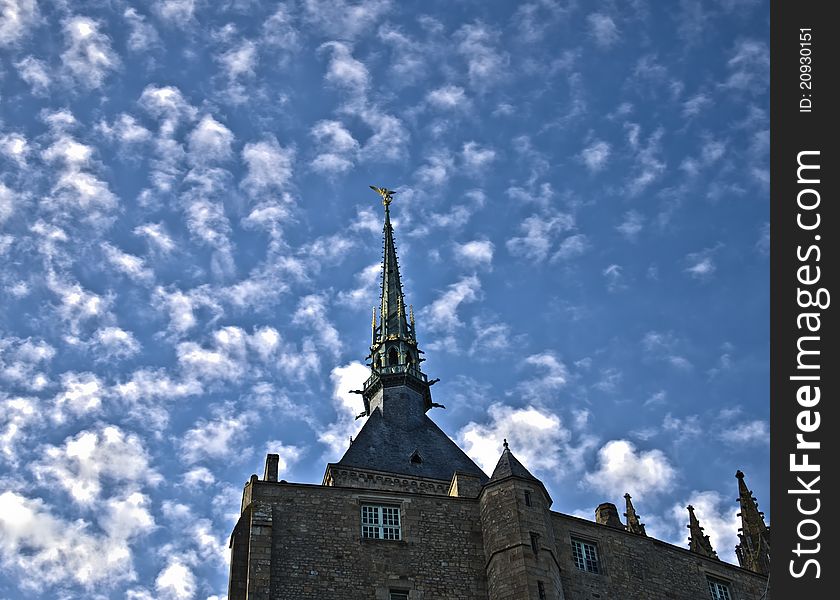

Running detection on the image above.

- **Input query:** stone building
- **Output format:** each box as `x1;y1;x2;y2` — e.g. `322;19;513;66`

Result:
227;189;770;599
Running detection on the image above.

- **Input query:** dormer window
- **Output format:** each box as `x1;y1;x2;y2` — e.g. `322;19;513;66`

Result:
409;450;422;465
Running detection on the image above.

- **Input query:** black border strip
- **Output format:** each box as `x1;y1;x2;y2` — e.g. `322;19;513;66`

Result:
771;1;838;596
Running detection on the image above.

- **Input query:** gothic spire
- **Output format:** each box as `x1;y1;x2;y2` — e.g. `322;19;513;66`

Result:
623;493;647;536
376;190;412;343
360;186;429;416
687;505;719;560
734;470;771;575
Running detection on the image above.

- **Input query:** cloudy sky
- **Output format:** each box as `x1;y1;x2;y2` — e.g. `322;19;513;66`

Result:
0;0;769;597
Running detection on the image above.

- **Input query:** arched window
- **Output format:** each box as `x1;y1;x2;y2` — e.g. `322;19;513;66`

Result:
388;348;399;366
374;355;382;369
405;350;414;365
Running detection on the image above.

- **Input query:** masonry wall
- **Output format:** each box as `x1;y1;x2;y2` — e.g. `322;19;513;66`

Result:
550;512;769;600
230;479;770;600
241;480;488;600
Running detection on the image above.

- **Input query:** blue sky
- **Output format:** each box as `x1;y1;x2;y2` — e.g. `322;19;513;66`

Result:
0;1;769;598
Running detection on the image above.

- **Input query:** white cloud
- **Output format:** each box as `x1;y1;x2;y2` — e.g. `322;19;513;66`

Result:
134;222;176;253
462;141;496;171
552;233;588;261
154;0;196;27
155;556;197;600
685;247;719;280
469;317;512;356
310;120;358;174
181;407;253;464
580;140;611;172
423;275;481;332
124;8;160;52
97;113;153;147
92;327;141;360
455;22;509;88
0;182;15;224
303;0;392;40
319;41;369;93
426;85;469;110
139;85;197;134
616;210;644;240
583;439;676;500
454;239;494;268
458;403;595;478
53;371;105;421
414;152;454;187
587;13;620;48
317;361;368;457
520;352;569;399
337;262;380;308
187;115;234;165
32;425;161;505
720;420;768;445
102;243;154;283
358;111;410;163
219;40;257;79
0;490;153;590
0;0;38;47
0;132;30;166
241;137;295;193
61;16;119;88
724;39;769;91
47;275;112;335
682;93;712;117
15;55;51;94
262;442;304;477
506;213;575;262
293;294;341;356
0;395;40;463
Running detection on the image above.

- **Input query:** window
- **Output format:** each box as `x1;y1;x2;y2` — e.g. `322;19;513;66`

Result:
571;538;600;574
537;581;547;600
530;532;541;555
361;504;401;540
707;577;732;600
388;348;399;365
389;591;409;600
524;490;532;506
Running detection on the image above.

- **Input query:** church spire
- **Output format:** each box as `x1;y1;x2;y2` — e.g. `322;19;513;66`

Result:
623;493;647;536
687;505;719;560
360;186;430;417
734;470;771;575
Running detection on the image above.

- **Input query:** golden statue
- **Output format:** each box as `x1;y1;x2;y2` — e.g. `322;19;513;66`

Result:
370;185;396;207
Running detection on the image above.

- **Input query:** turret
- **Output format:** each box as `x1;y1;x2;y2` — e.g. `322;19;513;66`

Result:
479;440;565;600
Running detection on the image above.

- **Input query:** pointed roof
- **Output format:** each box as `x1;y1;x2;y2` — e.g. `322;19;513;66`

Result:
335;409;488;483
489;441;540;482
485;441;552;504
624;493;647;536
687;504;719;560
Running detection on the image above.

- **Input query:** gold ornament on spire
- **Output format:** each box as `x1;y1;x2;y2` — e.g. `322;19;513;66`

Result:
369;185;396;207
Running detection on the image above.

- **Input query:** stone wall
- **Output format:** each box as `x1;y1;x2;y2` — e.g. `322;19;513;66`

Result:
550;512;769;600
240;480;488;599
229;478;769;600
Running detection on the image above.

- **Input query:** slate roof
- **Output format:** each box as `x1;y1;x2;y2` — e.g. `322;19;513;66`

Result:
336;409;489;483
489;447;539;482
